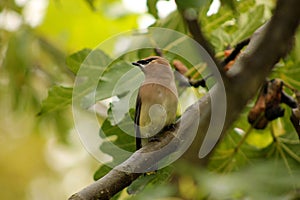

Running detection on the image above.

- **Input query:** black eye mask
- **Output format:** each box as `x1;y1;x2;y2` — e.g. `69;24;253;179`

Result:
132;57;157;66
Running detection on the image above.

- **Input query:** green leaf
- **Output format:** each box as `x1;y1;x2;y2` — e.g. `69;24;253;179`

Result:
66;48;92;74
220;0;236;11
127;174;158;195
127;166;174;195
202;0;257;46
95;61;143;101
273;61;300;89
127;184;174;200
97;61;142;125
72;49;112;109
210;29;232;52
39;86;73;115
208;110;272;172
41;48;111;115
147;0;159;19
152;11;185;33
93;164;112;180
175;0;209;10
99;114;136;167
231;5;265;44
206;161;300;199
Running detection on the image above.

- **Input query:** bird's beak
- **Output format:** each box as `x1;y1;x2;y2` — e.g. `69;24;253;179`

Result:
132;62;140;66
132;62;145;72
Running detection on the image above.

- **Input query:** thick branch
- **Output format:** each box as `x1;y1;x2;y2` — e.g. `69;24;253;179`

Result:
184;0;300;164
69;94;211;200
69;0;300;199
226;0;300;126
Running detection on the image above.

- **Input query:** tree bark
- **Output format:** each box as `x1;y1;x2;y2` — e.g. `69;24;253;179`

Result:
69;0;300;199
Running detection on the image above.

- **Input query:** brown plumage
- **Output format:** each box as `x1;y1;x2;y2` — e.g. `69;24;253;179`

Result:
132;56;178;150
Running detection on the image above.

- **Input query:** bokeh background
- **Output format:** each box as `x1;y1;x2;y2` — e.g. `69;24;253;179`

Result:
2;0;300;199
0;0;171;199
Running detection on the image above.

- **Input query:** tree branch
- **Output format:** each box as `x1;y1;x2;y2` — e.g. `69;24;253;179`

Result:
185;0;300;164
220;38;251;68
69;95;211;200
69;0;300;199
179;8;224;76
182;10;216;63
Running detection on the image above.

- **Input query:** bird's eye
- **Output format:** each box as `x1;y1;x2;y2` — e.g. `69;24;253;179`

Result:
137;58;157;65
137;60;150;65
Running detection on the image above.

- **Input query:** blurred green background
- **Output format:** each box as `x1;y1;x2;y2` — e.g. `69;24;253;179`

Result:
0;0;147;199
1;0;300;199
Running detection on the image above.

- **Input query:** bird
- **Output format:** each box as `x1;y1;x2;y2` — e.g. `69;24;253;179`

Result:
132;56;178;150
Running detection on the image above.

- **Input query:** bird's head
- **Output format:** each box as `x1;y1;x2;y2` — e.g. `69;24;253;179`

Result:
132;56;169;69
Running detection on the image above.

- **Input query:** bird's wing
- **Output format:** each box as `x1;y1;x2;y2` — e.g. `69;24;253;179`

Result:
134;93;142;150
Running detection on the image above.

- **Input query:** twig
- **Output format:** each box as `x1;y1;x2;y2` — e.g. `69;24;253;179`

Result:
154;48;163;57
188;74;213;88
220;38;251;68
183;11;215;60
180;9;219;70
